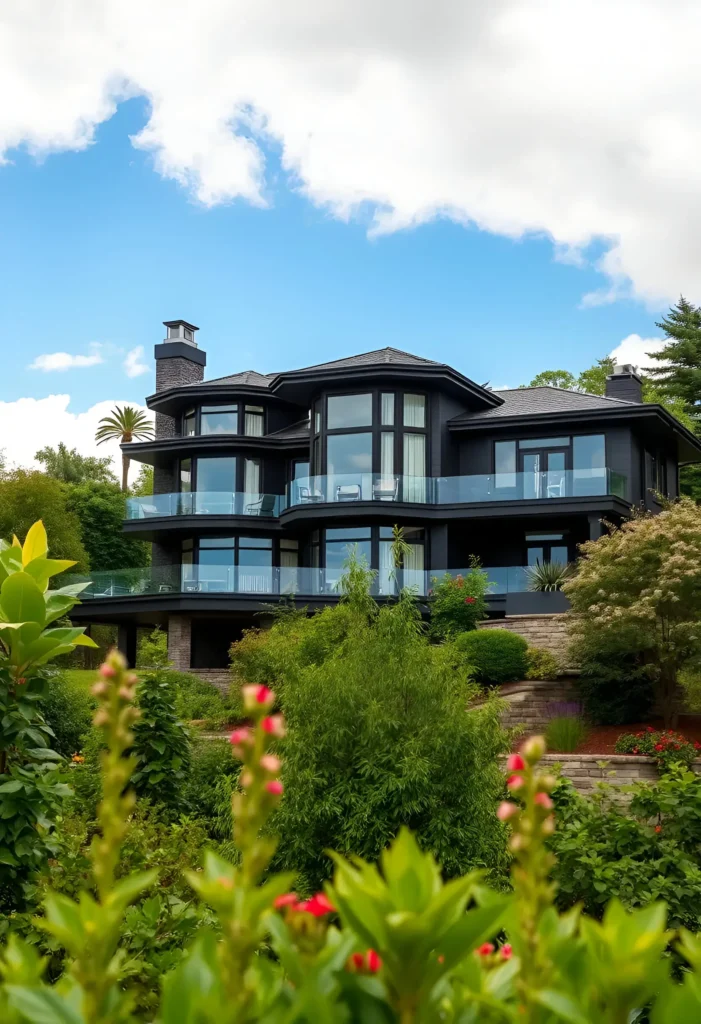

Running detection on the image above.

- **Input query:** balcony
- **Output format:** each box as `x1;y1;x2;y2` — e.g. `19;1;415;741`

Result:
288;469;626;506
70;564;539;600
126;491;285;519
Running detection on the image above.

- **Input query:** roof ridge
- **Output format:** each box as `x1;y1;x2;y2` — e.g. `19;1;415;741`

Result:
494;384;634;405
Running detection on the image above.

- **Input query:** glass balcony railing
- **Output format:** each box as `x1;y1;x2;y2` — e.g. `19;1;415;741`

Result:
126;492;285;519
71;564;543;600
287;469;627;507
125;470;627;521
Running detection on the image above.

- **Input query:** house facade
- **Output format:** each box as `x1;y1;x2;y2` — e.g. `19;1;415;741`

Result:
71;320;701;671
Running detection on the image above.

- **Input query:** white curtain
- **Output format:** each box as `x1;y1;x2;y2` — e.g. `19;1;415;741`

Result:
380;432;394;481
280;543;299;568
403;433;426;502
244;458;260;495
245;408;264;436
381;393;395;425
403;394;426;428
404;542;425;591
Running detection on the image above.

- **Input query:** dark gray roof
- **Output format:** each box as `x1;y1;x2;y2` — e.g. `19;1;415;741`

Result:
451;385;634;423
292;346;440;373
201;347;439;387
203;369;274;388
265;417;310;440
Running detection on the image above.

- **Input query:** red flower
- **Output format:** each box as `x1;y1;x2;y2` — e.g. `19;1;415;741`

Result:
265;780;284;796
507;774;524;791
500;944;513;960
497;801;519;821
346;952;365;972
464;596;476;604
655;825;662;834
632;747;639;754
506;753;525;772
694;742;700;751
229;727;251;747
365;949;382;973
262;715;286;738
476;943;495;957
654;744;664;752
647;726;655;732
274;892;300;910
534;792;553;810
298;892;335;917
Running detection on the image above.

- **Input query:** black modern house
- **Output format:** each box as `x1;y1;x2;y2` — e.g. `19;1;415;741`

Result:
72;320;701;672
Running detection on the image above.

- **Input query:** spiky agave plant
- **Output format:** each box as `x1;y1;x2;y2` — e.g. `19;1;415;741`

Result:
95;405;154;491
524;560;574;592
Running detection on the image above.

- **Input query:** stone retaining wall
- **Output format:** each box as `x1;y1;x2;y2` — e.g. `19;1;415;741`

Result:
499;678;581;733
187;668;231;695
539;752;701;795
478;614;572;664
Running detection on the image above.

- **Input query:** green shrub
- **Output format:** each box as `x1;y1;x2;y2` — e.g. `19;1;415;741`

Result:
181;737;241;834
545;715;587;753
273;589;510;891
428;563;490;639
615;727;699;771
524;645;560;681
136;626;169;669
170;672;233;726
452;628;528;685
41;669;96;758
578;655;655;725
549;767;701;931
132;672;191;809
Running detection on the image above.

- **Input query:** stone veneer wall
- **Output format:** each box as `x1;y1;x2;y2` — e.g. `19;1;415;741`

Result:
154;352;205;439
539;752;701;796
478;614;572;664
498;678;581;733
167;614;191;672
188;669;231;696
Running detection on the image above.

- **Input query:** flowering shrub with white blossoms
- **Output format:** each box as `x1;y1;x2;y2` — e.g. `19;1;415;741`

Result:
1;654;701;1022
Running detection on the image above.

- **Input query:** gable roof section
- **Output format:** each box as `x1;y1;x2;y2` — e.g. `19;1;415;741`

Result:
449;385;634;423
199;369;274;388
292;346;440;372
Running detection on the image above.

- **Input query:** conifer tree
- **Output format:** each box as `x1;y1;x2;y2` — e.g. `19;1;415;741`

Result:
647;296;701;416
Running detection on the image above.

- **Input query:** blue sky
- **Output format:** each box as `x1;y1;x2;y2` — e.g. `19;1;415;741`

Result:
1;96;664;416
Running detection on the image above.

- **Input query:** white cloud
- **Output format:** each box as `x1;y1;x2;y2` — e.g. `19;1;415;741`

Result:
0;395;153;485
123;346;149;378
28;344;104;371
3;2;701;305
609;333;668;373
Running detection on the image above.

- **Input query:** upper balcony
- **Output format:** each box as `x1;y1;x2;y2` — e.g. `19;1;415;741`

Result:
125;467;628;528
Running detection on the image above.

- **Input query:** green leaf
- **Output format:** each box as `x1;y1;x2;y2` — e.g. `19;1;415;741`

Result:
25;557;77;593
533;989;592;1024
0;573;46;627
5;985;84;1024
21;521;49;565
0;780;24;794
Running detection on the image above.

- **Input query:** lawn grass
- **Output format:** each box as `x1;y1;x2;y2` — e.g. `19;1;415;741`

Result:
63;668;140;687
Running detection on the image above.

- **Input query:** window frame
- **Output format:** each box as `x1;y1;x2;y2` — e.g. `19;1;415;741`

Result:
180;401;267;438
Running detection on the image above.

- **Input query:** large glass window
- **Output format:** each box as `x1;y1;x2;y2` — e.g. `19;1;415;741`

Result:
198;537;235;592
183;408;196;436
573;434;605;495
244;405;264;436
327;433;373;475
201;405;238;435
494;441;516;489
325;527;372;577
327;393;372;429
403;433;427;500
403;393;426;428
197;457;237;492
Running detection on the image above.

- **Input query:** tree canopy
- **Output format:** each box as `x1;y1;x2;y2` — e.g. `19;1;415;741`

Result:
0;470;89;571
647;296;701;418
65;482;150;572
35;442;116;485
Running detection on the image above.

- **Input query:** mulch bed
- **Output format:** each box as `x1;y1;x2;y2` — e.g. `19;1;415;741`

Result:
569;716;701;756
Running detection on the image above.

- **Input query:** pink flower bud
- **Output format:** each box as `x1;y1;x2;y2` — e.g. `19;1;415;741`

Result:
240;771;253;788
521;736;546;763
262;715;286;738
541;815;556;835
500;944;513;960
497;801;519;821
260;754;282;773
476;943;495;957
100;664;116;679
265;780;284;796
298;892;335;917
365;949;382;973
506;753;525;772
506;774;524;791
534;792;553;810
229;727;251;747
273;892;299;910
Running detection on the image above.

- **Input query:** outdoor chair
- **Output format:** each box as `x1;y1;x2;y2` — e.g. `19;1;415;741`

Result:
298;486;325;503
245;494;278;516
372;477;398;501
335;483;362;501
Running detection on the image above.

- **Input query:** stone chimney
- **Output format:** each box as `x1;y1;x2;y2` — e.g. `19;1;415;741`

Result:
154;320;207;438
605;363;643;404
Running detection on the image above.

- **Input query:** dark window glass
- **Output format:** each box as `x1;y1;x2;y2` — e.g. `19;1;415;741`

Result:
527;547;544;565
519;437;570;449
327;393;372;428
183;408;196;436
196;457;237;492
325;539;372;570
201;405;238;435
495;441;516;487
200;537;235;548
550;546;568;563
326;527;372;540
179;459;192;492
573;434;605;469
327;432;372;475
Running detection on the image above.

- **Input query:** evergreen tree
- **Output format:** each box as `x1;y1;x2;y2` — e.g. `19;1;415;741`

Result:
647;296;701;416
35;442;116;485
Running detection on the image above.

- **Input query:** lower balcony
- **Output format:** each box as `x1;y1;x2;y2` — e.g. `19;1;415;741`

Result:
70;564;547;601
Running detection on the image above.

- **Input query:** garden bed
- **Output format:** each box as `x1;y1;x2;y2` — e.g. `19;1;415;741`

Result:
565;716;701;756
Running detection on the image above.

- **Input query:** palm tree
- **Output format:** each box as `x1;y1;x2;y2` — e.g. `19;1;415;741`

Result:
95;406;154;491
